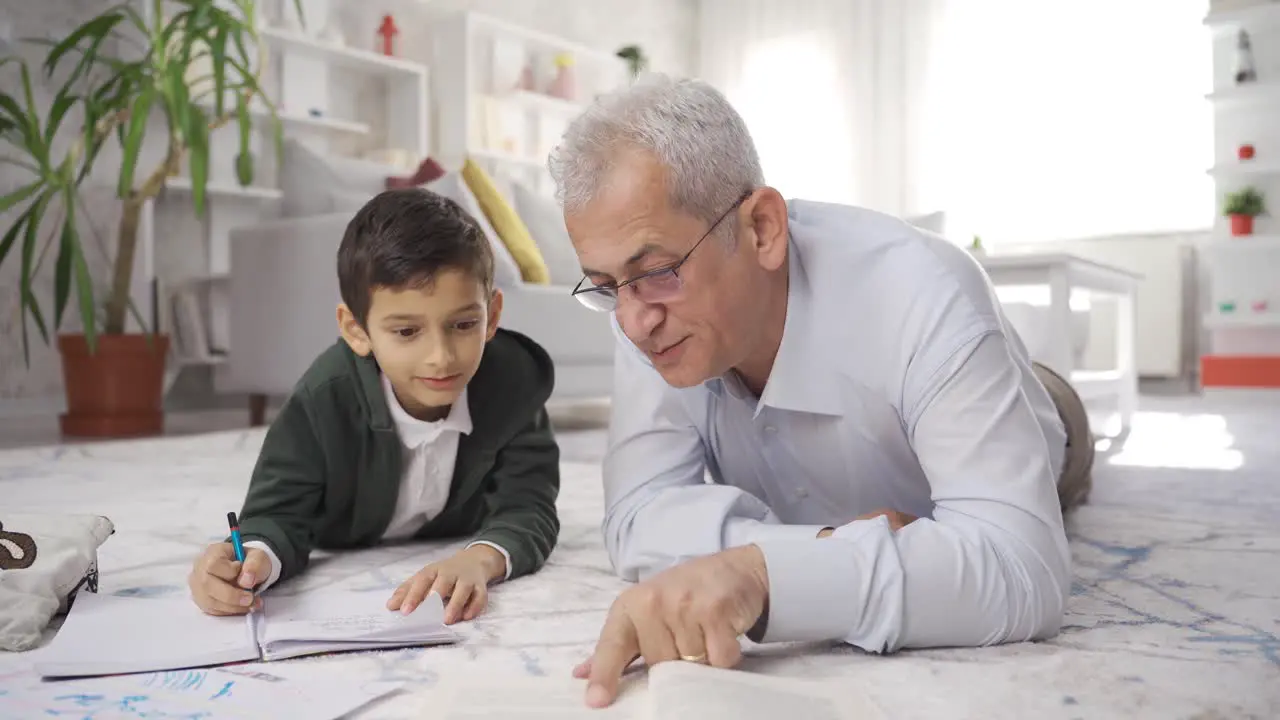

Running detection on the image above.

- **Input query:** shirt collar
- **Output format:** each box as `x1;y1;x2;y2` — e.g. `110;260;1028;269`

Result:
381;373;473;446
705;228;844;417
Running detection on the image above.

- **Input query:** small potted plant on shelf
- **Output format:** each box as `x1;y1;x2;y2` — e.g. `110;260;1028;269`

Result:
0;0;300;438
1223;186;1265;237
615;45;648;80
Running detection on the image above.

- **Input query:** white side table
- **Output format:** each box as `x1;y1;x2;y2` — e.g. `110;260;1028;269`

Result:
977;252;1143;436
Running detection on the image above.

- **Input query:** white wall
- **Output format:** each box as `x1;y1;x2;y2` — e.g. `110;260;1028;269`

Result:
0;0;696;410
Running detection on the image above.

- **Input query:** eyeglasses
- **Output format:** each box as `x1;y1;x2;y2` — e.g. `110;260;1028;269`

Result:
571;191;752;312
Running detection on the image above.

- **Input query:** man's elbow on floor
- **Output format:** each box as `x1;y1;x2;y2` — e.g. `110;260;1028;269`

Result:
601;514;644;582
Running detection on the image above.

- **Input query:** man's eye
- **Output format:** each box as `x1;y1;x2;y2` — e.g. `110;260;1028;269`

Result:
455;320;479;331
395;328;419;338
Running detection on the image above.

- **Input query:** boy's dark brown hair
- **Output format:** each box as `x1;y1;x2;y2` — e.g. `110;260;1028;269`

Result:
337;187;495;327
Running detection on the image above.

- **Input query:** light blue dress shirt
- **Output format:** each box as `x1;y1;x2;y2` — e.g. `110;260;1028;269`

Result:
602;199;1072;653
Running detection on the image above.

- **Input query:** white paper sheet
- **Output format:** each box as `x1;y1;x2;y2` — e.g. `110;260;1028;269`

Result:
31;591;260;678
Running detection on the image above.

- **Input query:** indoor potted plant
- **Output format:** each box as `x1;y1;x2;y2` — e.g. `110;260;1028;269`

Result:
0;0;300;437
1223;186;1265;236
615;45;649;80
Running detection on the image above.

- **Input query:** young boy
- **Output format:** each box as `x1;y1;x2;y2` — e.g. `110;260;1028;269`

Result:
188;187;560;625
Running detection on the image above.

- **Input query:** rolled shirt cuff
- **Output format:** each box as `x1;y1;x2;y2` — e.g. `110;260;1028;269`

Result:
750;515;904;651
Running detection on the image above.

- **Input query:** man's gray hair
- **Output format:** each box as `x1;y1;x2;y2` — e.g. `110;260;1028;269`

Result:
548;73;765;226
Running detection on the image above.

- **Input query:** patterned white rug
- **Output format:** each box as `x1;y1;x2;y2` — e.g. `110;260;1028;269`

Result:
0;411;1276;718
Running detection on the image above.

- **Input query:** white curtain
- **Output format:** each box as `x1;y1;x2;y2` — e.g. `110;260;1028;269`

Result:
697;0;1214;245
697;0;946;218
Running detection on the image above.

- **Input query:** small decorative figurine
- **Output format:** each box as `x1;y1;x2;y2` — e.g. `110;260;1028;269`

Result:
377;14;398;57
548;52;576;101
1234;29;1257;85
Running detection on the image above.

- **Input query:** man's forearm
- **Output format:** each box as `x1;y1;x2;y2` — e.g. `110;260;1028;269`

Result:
604;483;827;581
751;511;1069;652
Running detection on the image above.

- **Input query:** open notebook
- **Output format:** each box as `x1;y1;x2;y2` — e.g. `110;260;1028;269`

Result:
34;589;458;679
425;660;885;719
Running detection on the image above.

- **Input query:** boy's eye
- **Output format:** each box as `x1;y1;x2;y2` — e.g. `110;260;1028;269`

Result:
395;328;419;338
455;320;479;331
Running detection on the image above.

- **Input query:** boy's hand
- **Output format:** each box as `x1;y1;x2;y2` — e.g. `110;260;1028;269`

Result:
188;542;270;616
387;545;507;624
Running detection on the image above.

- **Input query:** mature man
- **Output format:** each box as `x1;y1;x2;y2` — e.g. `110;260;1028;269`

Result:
548;74;1092;709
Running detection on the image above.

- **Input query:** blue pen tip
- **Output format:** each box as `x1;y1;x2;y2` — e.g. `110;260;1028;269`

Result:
227;511;239;527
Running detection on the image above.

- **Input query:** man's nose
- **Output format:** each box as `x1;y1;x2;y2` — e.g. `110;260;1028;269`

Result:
616;286;665;343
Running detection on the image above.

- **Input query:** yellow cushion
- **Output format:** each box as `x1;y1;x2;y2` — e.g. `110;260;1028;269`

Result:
461;157;551;285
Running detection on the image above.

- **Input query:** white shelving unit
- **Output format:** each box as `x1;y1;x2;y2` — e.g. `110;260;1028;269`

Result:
141;0;430;381
1202;1;1280;387
430;11;629;198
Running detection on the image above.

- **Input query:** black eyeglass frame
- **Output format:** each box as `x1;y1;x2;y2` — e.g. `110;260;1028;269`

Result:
570;190;754;306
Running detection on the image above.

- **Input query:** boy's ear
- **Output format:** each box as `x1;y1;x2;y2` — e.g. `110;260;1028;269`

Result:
337;303;373;356
485;289;504;342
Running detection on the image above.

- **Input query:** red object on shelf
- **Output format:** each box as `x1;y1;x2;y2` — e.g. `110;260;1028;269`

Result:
376;14;398;56
1230;214;1254;235
1239;143;1256;160
1201;355;1280;388
1253;300;1270;313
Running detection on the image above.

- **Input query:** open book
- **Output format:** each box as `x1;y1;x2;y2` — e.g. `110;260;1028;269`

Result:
426;659;884;719
33;588;457;679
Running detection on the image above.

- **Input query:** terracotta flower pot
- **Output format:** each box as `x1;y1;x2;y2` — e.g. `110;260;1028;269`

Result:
1229;214;1254;236
57;333;170;438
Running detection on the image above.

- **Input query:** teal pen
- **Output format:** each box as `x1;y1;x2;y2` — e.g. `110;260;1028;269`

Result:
227;511;246;562
227;511;261;634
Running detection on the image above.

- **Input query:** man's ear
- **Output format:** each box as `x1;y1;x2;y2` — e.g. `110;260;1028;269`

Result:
485;289;504;342
743;187;789;272
337;303;373;356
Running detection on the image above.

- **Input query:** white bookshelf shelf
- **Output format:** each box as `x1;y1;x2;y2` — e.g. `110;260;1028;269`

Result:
163;176;283;200
431;10;628;197
494;90;587;117
1204;2;1280;28
258;26;426;76
1206;161;1280;176
1204;311;1280;329
467;13;628;67
1206;80;1280;103
196;99;370;137
1199;234;1280;252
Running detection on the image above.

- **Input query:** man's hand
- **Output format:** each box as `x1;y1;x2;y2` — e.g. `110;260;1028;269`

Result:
573;544;769;708
188;542;270;616
817;508;920;537
386;545;506;624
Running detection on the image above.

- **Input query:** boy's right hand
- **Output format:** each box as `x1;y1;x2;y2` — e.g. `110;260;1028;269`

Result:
188;542;270;616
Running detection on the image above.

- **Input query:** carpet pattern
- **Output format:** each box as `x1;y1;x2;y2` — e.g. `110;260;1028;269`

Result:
0;396;1276;718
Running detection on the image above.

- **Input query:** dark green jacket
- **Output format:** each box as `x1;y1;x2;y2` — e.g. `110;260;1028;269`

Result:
236;328;560;584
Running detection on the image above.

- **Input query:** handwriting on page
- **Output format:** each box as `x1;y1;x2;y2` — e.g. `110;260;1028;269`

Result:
306;614;401;633
38;669;233;719
0;664;394;720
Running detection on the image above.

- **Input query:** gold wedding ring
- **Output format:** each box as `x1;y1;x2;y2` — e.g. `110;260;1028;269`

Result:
679;653;708;664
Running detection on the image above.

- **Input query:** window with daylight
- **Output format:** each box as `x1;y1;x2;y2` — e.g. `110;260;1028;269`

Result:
923;0;1215;245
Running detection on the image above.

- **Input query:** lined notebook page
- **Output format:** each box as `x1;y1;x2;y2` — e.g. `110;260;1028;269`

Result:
34;592;259;678
256;589;456;660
